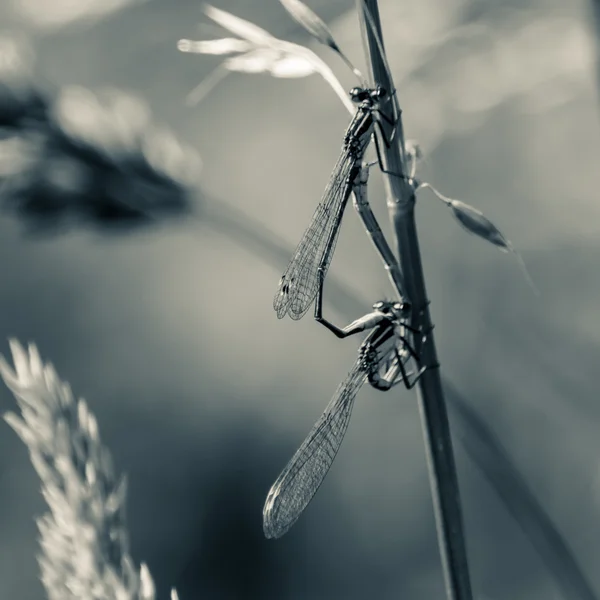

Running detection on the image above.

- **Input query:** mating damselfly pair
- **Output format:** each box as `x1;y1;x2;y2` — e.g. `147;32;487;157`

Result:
179;0;529;544
262;6;431;539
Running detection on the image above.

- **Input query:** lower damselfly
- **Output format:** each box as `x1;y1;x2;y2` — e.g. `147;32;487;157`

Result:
273;86;408;321
263;298;430;539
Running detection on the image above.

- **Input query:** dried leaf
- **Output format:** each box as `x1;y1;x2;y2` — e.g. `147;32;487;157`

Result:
204;4;276;46
177;37;251;55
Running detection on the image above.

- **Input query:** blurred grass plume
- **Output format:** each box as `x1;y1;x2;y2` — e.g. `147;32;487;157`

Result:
0;62;201;234
0;339;181;600
178;4;355;112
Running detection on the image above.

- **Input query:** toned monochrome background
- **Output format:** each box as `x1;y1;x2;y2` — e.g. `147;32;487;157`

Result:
0;0;599;598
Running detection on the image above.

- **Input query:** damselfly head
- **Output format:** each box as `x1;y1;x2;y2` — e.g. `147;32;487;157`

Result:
373;299;411;319
349;86;386;105
349;87;371;104
392;301;411;319
371;86;387;100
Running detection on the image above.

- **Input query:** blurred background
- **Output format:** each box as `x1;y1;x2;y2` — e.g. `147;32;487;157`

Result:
0;0;599;598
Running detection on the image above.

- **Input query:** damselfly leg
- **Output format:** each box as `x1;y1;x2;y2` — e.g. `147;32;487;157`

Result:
368;343;427;391
313;268;382;339
315;275;426;390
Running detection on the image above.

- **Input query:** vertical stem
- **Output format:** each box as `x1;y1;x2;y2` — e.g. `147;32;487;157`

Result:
358;2;474;599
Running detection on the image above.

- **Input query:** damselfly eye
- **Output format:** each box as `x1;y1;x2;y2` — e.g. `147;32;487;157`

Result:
372;87;387;99
398;301;411;315
349;87;369;103
373;301;384;309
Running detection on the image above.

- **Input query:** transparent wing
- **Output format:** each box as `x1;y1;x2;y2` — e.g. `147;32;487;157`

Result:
263;362;367;539
273;147;356;320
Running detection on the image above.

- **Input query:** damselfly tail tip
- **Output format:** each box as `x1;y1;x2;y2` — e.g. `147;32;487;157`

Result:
263;519;283;540
263;492;286;539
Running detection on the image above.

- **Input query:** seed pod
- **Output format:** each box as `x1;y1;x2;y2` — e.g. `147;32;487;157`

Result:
449;199;511;251
419;182;539;294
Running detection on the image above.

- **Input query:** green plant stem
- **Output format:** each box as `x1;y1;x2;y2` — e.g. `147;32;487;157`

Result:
358;2;474;599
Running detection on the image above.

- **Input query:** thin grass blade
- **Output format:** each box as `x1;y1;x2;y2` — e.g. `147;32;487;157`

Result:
177;38;251;55
204;4;276;46
280;0;364;82
280;0;342;53
270;54;316;78
224;47;316;79
224;48;281;74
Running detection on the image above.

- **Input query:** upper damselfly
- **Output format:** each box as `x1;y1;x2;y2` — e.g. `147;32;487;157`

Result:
273;84;409;321
263;298;432;539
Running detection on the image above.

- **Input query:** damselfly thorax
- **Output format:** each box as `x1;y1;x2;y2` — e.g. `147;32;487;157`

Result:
342;86;388;158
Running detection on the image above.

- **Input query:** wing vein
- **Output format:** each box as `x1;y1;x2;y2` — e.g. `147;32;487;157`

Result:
263;363;367;538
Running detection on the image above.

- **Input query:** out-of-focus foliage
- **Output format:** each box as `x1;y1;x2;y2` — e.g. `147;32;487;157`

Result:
0;39;202;234
0;339;181;600
0;32;46;129
6;0;148;31
178;4;355;111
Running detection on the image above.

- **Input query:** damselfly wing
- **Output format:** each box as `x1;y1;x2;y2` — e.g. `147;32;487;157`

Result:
264;300;425;538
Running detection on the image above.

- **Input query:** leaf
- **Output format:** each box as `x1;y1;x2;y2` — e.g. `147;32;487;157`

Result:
280;0;341;52
269;54;316;78
177;38;251;55
224;48;281;74
204;4;276;46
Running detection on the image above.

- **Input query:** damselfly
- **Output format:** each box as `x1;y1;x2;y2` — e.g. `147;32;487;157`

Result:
263;298;431;539
273;82;408;321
